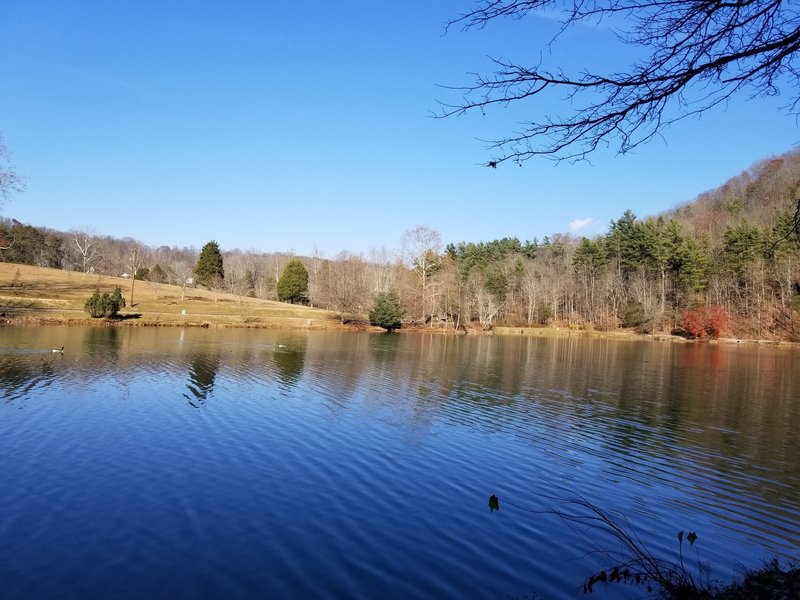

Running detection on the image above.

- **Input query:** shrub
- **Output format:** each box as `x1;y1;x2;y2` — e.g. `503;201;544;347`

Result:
622;302;645;328
681;308;706;338
681;305;729;339
535;303;553;325
84;287;126;318
702;305;729;337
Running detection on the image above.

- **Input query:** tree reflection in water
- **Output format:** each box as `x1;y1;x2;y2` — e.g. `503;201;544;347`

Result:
82;326;121;362
0;355;56;403
368;332;400;368
184;353;222;408
272;340;305;389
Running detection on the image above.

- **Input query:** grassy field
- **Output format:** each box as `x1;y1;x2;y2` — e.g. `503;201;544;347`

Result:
0;263;346;329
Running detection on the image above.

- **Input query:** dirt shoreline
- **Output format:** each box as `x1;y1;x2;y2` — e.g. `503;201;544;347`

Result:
492;325;800;346
0;310;368;331
5;310;797;347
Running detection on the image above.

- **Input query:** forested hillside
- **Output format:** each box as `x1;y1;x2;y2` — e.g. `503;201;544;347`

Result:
2;150;799;340
440;151;800;339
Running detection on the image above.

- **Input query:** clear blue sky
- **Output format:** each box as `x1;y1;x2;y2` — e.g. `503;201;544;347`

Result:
1;1;797;257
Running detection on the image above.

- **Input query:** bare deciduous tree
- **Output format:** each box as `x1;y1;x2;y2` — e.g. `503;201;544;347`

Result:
207;274;226;303
401;225;442;324
437;256;469;331
0;133;25;205
127;244;146;307
262;252;294;300
0;136;23;253
366;246;398;297
249;254;273;299
72;229;102;273
307;245;325;307
170;261;195;301
223;251;257;301
520;259;542;325
322;251;369;321
441;0;800;164
469;271;500;330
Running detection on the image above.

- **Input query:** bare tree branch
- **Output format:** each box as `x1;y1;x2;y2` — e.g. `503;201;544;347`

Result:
438;0;800;164
0;133;25;204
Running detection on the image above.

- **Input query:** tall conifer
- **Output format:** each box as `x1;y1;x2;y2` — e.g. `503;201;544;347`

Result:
195;241;224;287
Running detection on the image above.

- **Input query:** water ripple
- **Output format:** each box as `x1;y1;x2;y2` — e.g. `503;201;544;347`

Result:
1;327;798;599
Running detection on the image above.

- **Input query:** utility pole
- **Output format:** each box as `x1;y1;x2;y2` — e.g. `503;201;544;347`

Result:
129;246;140;307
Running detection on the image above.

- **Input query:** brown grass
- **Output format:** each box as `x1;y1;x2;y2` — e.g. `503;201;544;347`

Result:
0;263;344;329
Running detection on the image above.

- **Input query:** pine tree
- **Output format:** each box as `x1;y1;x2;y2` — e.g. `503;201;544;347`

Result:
675;235;710;299
195;241;224;287
277;259;308;304
369;291;404;332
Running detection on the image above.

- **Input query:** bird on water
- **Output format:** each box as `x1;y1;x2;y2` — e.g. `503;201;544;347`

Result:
52;346;64;354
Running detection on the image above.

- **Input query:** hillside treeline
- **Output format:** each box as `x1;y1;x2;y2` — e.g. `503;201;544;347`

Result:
2;150;800;340
432;152;800;339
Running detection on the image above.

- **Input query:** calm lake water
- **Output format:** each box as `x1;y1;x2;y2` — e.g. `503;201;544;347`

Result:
1;325;799;599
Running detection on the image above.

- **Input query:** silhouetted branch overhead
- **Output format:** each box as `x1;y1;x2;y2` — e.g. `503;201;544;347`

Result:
439;0;800;164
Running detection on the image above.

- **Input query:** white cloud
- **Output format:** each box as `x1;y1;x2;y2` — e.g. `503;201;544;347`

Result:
569;217;594;233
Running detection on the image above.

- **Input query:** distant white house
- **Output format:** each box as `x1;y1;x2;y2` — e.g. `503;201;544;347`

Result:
121;272;131;278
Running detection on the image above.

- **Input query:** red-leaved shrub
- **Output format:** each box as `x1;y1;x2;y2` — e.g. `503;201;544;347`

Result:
702;305;729;337
681;309;706;338
681;305;729;339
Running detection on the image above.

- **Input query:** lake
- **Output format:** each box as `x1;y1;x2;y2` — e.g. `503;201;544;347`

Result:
1;325;798;598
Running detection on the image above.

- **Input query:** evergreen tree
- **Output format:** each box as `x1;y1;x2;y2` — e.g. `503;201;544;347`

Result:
84;287;126;318
641;218;678;315
0;222;63;267
573;237;608;274
723;223;766;270
277;259;309;304
245;270;256;297
149;264;168;284
195;241;224;287
369;291;404;332
445;237;537;277
483;267;508;302
674;235;710;299
772;211;800;254
607;210;645;274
